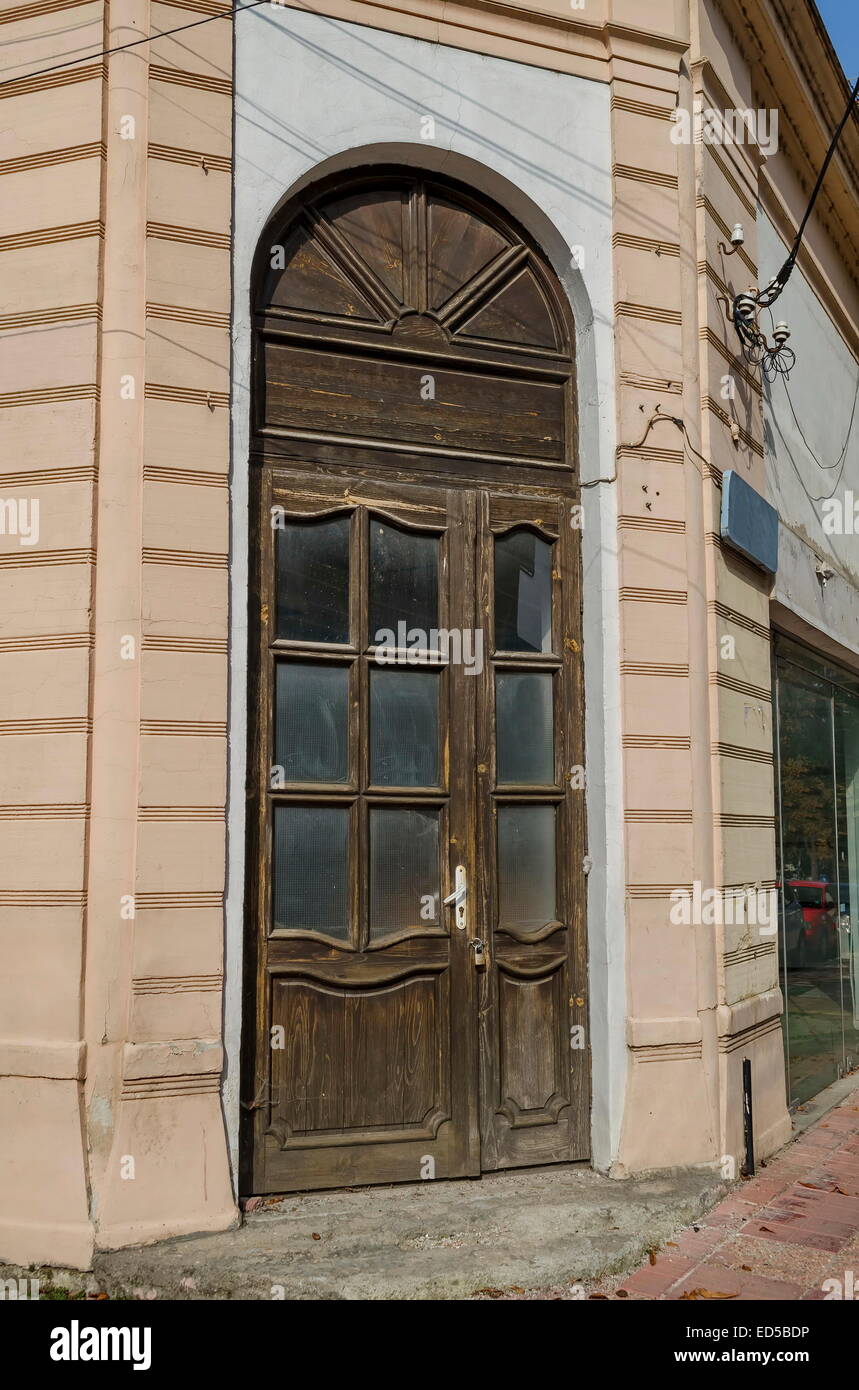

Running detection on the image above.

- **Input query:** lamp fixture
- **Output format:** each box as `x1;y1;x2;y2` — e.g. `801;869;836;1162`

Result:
721;74;858;382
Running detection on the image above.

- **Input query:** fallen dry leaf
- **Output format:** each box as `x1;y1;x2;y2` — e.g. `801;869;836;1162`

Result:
648;1248;658;1266
311;1232;321;1240
680;1288;738;1300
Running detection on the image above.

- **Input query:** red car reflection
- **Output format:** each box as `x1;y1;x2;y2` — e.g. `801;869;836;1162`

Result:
788;881;839;964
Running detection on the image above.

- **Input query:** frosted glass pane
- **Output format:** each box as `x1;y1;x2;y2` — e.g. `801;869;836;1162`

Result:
276;515;349;643
496;671;554;784
494;530;552;653
273;806;348;938
498;805;556;930
275;663;348;783
370;521;438;646
370;808;440;937
370;669;439;786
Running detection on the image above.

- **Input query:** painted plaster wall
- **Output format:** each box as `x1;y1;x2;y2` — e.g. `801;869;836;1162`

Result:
228;7;623;1175
759;210;859;660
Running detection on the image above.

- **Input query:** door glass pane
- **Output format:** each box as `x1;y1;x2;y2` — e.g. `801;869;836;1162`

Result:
275;663;348;783
273;805;349;938
835;691;859;1070
370;807;440;937
497;805;556;930
276;515;350;643
776;662;841;1104
370;669;439;786
369;520;438;648
494;528;553;653
496;671;554;784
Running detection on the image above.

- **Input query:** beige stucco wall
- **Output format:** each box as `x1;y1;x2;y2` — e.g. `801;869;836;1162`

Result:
1;0;855;1266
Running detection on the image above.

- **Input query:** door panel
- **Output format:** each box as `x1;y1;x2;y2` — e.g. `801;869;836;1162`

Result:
476;492;589;1169
244;470;480;1192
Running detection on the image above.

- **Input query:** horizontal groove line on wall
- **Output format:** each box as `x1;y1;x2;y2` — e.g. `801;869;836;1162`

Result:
627;885;692;898
142;465;227;487
141;635;227;652
0;548;96;572
623;734;691;748
148;143;231;172
616;301;682;325
709;601;770;640
0;61;105;101
719;1015;781;1052
625;810;693;823
619;586;687;604
699;328;763;397
613;163;678;189
0;384;99;407
611;94;674;120
0;890;86;905
0;717;91;735
153;0;231;14
619;372;683;393
146;302;229;328
620;662;690;676
132;974;222;993
711;672;771;700
0;633;93;652
138;806;225;821
149;64;231;96
0;220;103;253
631;1043;703;1063
1;0;95;23
616;445;684;464
141;547;228;568
140;720;226;736
145;222;230;249
712;742;773;763
612;231;680;257
134;892;223;907
0;466;95;487
699;145;757;220
702;397;764;455
144;383;229;407
0;304;101;330
0;804;88;819
121;1078;220;1100
0;141;105;175
0;548;95;569
716;813;776;827
617;515;685;533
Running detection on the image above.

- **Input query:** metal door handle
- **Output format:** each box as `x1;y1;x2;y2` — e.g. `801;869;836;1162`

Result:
443;864;467;929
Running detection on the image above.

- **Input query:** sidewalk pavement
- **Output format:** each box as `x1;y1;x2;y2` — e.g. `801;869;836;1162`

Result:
584;1088;859;1302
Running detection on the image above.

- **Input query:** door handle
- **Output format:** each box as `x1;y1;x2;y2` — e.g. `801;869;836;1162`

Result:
443;864;467;929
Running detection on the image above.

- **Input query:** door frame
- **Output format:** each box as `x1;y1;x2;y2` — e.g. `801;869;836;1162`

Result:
236;165;592;1195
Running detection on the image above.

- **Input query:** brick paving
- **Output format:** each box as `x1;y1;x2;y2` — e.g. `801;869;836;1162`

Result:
591;1090;859;1301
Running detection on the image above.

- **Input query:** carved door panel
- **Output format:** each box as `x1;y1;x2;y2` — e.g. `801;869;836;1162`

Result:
244;469;480;1192
475;491;589;1168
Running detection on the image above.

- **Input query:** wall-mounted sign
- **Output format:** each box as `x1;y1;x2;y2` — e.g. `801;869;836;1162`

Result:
720;469;779;575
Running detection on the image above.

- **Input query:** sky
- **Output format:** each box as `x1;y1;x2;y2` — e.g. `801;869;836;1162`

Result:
814;0;858;82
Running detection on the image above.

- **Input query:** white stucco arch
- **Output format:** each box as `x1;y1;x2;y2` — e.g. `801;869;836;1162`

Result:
225;6;625;1185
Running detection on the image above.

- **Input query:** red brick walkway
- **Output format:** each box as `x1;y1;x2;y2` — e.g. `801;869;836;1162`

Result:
595;1089;859;1301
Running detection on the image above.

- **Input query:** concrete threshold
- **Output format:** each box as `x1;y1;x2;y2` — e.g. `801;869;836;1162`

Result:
12;1163;731;1301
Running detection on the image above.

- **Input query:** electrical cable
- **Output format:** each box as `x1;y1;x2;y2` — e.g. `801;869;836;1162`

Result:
0;0;270;90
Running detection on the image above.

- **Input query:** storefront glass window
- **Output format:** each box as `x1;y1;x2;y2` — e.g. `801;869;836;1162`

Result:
774;635;859;1106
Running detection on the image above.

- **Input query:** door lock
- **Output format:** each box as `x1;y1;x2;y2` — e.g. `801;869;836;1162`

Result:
443;864;467;929
469;937;488;967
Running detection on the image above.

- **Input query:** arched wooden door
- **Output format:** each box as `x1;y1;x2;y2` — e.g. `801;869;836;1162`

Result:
242;172;588;1193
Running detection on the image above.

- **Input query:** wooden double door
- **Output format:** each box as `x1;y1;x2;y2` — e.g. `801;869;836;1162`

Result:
243;465;588;1192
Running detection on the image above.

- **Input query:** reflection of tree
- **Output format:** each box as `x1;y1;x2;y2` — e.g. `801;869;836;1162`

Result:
777;677;835;882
